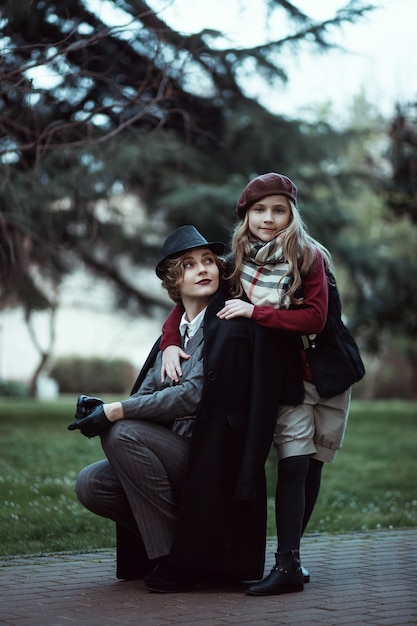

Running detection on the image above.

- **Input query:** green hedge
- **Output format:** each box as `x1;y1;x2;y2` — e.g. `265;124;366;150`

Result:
0;379;29;397
50;356;136;394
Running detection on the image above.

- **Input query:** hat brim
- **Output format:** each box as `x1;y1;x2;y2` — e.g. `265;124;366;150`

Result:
156;242;224;279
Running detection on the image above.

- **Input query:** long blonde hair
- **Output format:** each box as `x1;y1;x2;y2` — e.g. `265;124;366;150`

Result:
227;200;332;305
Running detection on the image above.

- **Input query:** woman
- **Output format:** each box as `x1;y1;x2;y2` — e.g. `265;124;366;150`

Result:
69;225;304;593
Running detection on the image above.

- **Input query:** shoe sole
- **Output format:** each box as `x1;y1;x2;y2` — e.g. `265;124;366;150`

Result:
145;583;195;593
301;565;310;583
245;585;304;596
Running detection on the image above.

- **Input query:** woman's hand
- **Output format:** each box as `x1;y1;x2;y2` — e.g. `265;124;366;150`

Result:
217;299;255;320
68;401;124;438
161;345;191;383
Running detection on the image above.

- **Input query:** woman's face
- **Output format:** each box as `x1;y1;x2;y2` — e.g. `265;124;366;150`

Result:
247;194;292;242
178;248;219;305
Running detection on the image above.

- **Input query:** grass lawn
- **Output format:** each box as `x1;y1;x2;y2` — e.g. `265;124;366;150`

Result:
0;397;416;556
266;400;417;535
0;398;115;556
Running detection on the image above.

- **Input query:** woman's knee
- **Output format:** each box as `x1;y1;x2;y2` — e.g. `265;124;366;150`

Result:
74;465;95;508
101;420;147;451
74;459;112;510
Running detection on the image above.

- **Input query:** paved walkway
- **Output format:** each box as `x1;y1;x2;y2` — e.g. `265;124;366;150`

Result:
1;530;416;626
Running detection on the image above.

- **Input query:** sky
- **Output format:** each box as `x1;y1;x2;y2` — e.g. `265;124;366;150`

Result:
145;0;417;121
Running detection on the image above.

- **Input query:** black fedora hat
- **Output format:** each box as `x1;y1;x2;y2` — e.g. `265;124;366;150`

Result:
156;225;224;278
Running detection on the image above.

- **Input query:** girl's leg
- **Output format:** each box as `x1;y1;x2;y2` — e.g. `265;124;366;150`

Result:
300;388;350;532
246;454;309;596
302;458;324;535
247;389;317;597
275;454;311;552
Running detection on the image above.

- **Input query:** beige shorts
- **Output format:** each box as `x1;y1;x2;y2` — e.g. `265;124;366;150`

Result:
273;381;351;463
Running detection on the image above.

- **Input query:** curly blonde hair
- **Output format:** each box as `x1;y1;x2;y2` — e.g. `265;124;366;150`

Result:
226;200;332;305
161;249;225;305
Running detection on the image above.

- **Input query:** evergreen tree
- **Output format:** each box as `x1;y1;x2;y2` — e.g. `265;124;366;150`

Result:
0;0;375;313
385;101;417;223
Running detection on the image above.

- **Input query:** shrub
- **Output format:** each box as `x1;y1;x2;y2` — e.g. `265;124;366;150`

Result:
50;356;136;394
0;379;29;397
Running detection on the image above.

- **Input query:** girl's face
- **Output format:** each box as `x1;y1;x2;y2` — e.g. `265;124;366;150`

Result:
247;194;292;242
178;248;219;306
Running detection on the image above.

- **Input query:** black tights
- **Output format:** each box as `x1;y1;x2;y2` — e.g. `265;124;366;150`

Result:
275;456;323;553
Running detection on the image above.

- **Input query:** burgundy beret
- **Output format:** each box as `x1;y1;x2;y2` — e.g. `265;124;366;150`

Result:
236;173;297;218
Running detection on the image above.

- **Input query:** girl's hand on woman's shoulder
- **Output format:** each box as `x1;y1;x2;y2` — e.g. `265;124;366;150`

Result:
161;345;190;383
217;299;254;320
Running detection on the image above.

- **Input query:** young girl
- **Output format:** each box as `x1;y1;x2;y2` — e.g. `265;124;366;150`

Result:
160;173;365;596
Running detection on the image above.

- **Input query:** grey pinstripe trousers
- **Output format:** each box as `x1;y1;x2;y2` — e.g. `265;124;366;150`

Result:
75;420;190;560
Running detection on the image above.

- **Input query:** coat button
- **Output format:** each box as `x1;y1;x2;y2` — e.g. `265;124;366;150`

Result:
207;371;216;381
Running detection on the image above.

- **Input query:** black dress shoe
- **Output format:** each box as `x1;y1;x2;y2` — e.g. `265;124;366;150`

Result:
245;550;304;596
301;564;310;583
144;562;195;593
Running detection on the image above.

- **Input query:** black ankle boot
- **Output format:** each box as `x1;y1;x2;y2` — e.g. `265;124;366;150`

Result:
144;560;195;593
245;550;304;596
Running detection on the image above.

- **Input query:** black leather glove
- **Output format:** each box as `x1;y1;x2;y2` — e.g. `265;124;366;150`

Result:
68;404;112;438
74;395;104;420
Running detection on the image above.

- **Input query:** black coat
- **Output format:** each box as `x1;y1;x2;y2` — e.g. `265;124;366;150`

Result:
117;288;304;581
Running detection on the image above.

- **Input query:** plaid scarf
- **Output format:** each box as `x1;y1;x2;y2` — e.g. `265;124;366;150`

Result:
240;238;293;309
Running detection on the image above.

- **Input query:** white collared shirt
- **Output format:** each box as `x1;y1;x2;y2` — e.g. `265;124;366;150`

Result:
179;307;207;348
